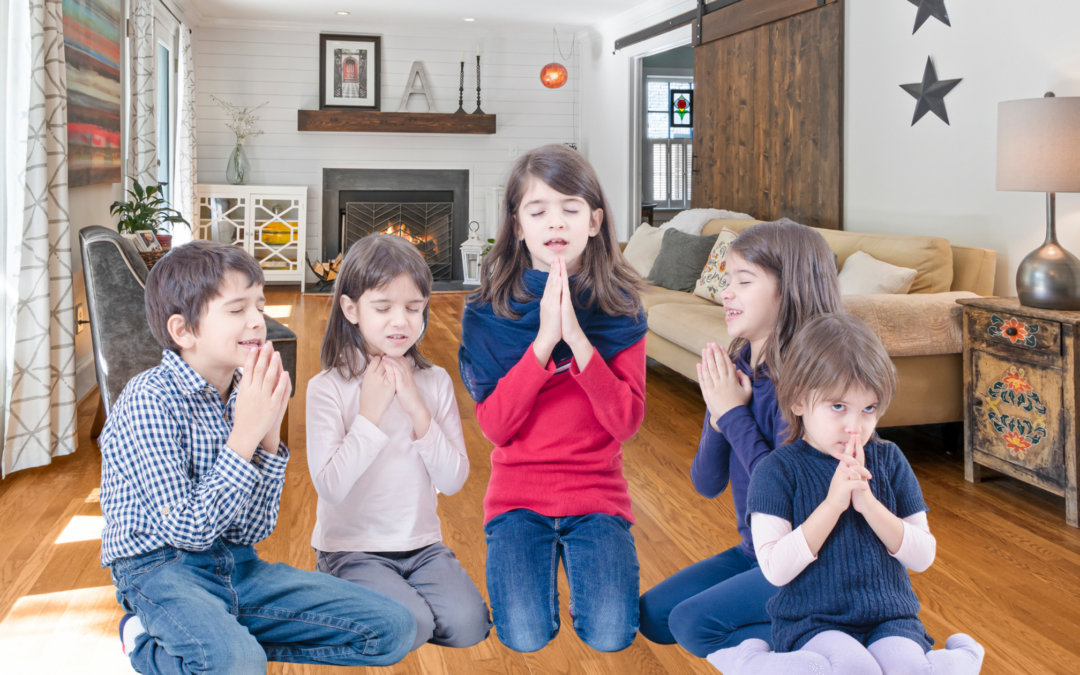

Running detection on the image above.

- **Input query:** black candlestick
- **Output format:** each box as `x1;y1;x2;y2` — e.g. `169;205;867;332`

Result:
474;54;485;115
455;59;466;114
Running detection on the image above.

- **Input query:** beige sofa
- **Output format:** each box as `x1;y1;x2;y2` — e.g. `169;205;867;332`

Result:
638;219;998;428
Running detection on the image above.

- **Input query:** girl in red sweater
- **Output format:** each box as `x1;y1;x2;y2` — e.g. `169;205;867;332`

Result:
459;144;648;653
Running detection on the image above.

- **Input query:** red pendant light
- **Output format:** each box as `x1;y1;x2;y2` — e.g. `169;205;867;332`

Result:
541;29;572;90
541;63;568;89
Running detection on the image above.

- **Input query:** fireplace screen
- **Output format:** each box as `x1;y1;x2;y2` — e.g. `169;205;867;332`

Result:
343;202;453;280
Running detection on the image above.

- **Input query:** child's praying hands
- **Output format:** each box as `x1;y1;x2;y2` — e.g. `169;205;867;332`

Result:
698;342;753;431
383;356;432;439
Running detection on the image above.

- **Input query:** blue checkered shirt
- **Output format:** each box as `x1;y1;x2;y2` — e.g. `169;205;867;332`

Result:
100;350;290;567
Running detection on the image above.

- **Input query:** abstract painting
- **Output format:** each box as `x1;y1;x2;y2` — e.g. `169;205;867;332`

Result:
63;0;122;188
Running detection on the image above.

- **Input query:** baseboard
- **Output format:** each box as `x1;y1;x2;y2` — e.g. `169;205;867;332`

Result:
75;354;97;402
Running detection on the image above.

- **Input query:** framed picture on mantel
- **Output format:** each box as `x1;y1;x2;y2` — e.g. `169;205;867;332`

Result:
319;34;381;110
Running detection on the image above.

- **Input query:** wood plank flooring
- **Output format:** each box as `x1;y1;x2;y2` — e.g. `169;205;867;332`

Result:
0;289;1077;674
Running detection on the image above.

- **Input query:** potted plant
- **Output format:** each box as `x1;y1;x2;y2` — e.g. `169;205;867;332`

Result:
110;179;190;248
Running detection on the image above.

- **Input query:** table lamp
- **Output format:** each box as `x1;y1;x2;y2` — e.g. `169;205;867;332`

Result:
997;93;1080;310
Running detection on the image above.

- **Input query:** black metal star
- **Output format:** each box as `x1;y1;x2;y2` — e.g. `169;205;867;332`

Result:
907;0;951;34
900;57;962;126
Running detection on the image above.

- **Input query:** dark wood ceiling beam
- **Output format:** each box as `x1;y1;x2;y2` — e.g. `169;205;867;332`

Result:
614;0;836;52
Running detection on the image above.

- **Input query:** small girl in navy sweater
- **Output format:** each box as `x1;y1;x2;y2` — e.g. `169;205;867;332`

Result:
709;313;985;675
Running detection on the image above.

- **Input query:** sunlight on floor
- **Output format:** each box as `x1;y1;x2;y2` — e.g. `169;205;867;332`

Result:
54;515;105;544
264;304;292;318
0;586;132;673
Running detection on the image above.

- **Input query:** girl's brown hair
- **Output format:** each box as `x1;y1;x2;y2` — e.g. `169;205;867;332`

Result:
320;234;434;378
775;313;898;443
727;220;843;377
471;144;646;319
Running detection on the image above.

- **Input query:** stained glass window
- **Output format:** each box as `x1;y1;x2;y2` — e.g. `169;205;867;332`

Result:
670;90;692;129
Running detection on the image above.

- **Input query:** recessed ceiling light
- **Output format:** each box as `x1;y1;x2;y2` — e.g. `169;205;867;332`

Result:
464;18;475;22
336;11;349;15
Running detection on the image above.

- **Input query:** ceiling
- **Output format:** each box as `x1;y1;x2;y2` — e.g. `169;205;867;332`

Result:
188;0;656;29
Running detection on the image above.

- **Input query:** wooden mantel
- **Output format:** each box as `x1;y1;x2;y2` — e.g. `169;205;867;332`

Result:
297;109;496;134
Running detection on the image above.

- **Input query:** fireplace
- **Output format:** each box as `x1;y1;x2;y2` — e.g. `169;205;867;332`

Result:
322;169;470;283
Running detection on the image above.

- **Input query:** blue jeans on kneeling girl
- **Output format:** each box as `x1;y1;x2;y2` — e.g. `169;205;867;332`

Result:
639;544;779;657
110;539;415;674
484;509;640;653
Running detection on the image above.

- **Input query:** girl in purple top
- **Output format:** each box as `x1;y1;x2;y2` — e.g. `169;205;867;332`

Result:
638;219;843;658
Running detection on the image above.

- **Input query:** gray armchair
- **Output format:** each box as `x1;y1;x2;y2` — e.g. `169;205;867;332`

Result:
78;226;297;442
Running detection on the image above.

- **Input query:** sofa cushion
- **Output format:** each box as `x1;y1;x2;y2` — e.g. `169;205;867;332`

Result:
623;224;666;277
818;230;953;294
838;251;917;295
648;303;732;354
642;285;716;312
648;229;719;293
694;228;739;303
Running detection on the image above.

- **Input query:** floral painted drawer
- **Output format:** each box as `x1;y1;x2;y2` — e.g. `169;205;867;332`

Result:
958;297;1079;528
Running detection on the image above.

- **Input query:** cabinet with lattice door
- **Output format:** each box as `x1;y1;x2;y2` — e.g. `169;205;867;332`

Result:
195;185;307;292
959;296;1079;527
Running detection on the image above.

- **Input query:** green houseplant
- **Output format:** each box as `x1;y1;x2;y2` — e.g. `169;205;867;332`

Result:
110;179;190;247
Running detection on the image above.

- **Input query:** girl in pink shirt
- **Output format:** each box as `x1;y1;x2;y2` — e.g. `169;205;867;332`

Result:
459;145;649;653
307;234;491;654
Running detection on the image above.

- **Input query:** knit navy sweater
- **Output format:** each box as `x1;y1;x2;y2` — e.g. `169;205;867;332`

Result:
691;345;787;560
746;438;932;652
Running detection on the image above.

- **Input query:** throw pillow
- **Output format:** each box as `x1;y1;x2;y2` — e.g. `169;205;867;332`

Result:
694;228;739;303
622;224;666;277
648;228;719;293
838;251;918;295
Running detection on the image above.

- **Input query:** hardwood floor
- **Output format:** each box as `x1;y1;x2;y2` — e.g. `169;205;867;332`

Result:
1;289;1078;674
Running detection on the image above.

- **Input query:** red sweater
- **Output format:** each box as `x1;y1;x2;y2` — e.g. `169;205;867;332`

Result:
477;338;647;525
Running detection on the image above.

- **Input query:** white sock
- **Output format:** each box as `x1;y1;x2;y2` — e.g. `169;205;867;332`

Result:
122;615;145;655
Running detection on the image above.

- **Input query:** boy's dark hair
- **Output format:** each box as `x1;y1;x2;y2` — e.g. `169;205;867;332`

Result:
144;240;265;353
471;143;646;319
776;313;897;444
321;233;434;379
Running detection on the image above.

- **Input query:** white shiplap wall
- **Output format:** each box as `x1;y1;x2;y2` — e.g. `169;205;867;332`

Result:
195;21;580;275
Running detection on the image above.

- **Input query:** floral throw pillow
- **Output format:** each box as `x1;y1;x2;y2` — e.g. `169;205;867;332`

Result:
694;228;739;303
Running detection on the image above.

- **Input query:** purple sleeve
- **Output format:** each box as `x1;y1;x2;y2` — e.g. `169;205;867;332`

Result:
691;415;732;498
716;400;785;478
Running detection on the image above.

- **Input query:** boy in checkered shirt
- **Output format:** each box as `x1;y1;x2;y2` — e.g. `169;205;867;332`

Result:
99;241;415;674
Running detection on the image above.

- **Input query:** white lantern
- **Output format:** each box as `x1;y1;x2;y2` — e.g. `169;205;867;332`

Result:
460;221;486;286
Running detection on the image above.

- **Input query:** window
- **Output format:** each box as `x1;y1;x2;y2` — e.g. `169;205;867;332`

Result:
643;77;693;210
156;41;171;202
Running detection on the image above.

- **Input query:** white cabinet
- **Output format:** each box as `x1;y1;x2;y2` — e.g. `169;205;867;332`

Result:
195;185;307;291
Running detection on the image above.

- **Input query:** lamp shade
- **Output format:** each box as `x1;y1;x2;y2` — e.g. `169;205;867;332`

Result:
997;96;1080;193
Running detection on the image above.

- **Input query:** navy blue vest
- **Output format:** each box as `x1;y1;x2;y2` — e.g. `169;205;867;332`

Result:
746;438;932;652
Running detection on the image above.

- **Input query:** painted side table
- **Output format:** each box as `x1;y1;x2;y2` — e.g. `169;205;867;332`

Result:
958;297;1078;527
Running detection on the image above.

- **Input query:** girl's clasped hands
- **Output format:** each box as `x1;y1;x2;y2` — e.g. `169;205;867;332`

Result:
358;354;431;438
697;342;753;431
534;256;594;369
828;433;876;513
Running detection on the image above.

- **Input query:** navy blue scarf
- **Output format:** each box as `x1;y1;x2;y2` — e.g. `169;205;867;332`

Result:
459;268;648;403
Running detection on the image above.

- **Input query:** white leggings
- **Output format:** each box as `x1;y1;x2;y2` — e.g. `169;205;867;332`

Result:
707;631;985;675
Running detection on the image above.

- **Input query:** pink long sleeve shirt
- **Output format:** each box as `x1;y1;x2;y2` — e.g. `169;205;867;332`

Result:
306;360;469;553
476;338;647;525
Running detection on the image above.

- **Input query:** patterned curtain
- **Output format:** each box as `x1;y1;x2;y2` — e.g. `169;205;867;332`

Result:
127;0;156;187
2;0;77;476
174;23;197;240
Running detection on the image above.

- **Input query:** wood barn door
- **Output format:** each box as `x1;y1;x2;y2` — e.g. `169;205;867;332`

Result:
691;0;844;229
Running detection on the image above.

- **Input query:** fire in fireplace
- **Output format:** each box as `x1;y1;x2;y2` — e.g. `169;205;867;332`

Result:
342;201;453;280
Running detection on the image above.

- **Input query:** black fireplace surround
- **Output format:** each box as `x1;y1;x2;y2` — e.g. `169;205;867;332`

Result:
322;169;470;281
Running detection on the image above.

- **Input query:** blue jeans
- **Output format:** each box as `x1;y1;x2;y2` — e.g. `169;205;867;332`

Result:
639;544;778;657
484;509;640;653
110;539;416;674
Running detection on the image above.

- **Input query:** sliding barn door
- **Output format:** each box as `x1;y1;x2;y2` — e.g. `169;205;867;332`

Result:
692;0;843;229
